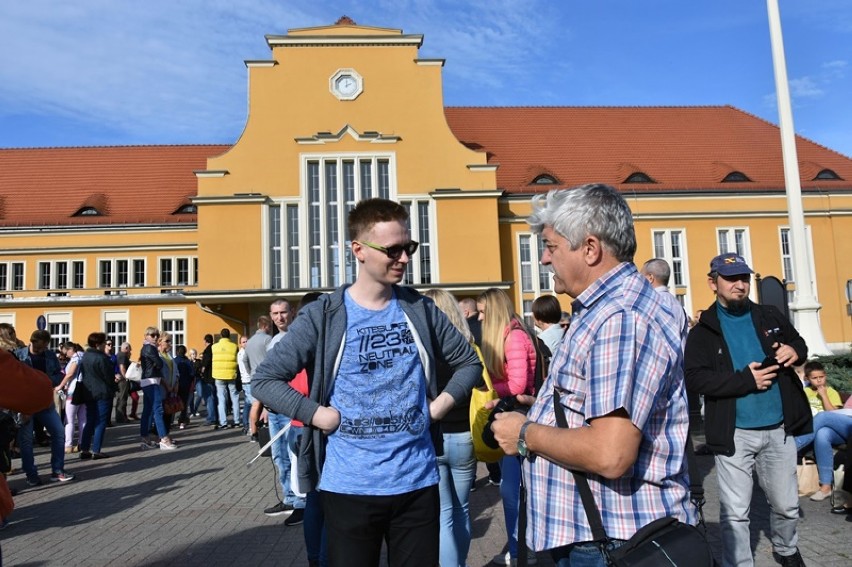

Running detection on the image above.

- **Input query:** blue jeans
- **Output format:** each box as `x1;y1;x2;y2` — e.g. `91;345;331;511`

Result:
190;380;202;414
500;455;522;557
716;426;799;565
812;410;852;485
269;412;305;508
140;383;168;439
201;381;217;423
215;380;239;426
80;399;111;453
17;406;66;478
551;540;625;567
437;432;476;567
241;383;253;428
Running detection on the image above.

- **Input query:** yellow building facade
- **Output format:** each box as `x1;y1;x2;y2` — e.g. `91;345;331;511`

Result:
1;19;851;353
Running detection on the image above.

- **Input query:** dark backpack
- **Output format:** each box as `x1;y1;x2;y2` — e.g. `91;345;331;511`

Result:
0;410;20;474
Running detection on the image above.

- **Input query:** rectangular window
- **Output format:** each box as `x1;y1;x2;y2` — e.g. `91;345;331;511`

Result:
292;154;396;288
0;264;7;291
99;260;112;288
160;258;173;286
56;262;68;290
46;313;71;350
133;259;145;287
104;311;128;349
519;235;533;292
116;259;129;287
717;227;751;265
651;228;690;314
161;310;186;355
269;204;282;289
176;258;190;285
73;261;85;289
287;204;300;289
12;263;24;291
38;262;51;290
780;228;794;283
400;199;433;286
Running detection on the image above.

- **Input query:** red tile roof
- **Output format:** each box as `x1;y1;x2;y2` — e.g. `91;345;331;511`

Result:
444;105;852;194
1;106;850;228
0;145;227;228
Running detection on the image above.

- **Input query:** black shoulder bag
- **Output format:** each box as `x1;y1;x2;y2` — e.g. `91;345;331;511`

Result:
553;388;718;567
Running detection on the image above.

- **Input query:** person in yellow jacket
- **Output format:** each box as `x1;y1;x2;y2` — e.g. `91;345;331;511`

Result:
211;328;239;429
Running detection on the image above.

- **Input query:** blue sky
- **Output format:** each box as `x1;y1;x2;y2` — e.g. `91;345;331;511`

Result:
1;0;850;157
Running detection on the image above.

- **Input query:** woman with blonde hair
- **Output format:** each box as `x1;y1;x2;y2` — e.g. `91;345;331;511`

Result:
423;288;479;567
476;287;537;566
158;333;180;437
56;342;85;453
139;327;176;450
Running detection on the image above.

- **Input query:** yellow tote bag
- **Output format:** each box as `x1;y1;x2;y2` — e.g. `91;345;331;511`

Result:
469;344;504;463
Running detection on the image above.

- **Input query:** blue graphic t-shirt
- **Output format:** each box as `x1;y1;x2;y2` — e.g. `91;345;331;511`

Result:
318;291;438;495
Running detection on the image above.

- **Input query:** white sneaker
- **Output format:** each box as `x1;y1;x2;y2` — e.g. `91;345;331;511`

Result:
810;489;831;502
491;551;515;566
159;440;177;450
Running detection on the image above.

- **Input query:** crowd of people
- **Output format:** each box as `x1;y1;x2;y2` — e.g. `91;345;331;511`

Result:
1;189;850;567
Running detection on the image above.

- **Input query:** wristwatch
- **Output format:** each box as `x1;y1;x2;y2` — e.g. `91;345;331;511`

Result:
517;420;535;460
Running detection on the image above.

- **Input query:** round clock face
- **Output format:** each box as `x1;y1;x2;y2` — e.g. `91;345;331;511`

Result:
336;75;357;96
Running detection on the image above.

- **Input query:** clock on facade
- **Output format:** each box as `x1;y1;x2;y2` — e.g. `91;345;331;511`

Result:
329;69;363;100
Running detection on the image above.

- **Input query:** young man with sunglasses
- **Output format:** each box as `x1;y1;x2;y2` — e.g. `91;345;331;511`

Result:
253;198;481;567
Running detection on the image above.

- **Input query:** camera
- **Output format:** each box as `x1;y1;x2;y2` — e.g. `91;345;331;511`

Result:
481;396;528;449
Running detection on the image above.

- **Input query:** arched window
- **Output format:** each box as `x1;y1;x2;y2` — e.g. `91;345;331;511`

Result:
173;204;197;214
722;171;751;182
531;174;558;185
814;169;842;180
73;207;101;216
623;172;655;184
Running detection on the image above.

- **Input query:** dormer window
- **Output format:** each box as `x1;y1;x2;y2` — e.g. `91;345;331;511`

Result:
74;207;101;216
722;171;751;182
623;172;655;184
814;169;842;180
531;174;558;185
174;204;197;214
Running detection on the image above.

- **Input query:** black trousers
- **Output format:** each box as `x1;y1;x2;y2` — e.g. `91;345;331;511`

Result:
321;484;439;567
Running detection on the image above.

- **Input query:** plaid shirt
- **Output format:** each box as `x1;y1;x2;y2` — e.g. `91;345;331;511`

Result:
524;262;694;551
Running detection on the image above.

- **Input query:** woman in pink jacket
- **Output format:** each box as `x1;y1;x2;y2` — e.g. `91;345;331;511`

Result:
477;288;537;566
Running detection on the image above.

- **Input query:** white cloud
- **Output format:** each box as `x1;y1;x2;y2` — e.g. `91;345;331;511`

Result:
788;77;824;99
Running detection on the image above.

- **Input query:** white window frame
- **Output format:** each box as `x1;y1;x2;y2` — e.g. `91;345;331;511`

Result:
98;258;146;288
160;308;186;355
276;152;398;289
45;312;72;350
0;313;15;327
716;227;752;265
401;197;436;286
651;228;691;316
778;226;816;306
103;310;129;348
0;261;26;291
516;232;553;295
158;256;197;287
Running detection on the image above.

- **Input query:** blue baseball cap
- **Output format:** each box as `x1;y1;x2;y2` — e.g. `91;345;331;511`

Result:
709;253;754;277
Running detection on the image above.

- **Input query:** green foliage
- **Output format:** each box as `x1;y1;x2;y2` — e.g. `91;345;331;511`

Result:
812;353;852;394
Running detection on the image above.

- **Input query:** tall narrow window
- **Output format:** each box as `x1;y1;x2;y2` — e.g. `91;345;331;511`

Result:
38;262;51;290
269;204;282;289
286;205;300;289
12;263;24;291
400;199;433;285
160;259;173;287
176;258;190;286
133;259;145;287
161;310;186;354
99;260;112;288
104;312;128;349
56;262;68;290
116;260;129;287
0;264;7;290
46;313;71;350
519;235;534;292
652;229;690;313
73;261;85;289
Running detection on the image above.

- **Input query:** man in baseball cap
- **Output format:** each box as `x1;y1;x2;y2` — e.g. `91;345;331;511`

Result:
684;251;810;566
708;252;754;277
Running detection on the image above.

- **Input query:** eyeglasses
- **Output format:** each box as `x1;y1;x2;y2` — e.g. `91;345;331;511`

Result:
148;333;159;338
357;240;419;260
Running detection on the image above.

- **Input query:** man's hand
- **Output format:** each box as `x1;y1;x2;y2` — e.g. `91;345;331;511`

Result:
312;405;341;435
749;360;778;391
490;410;527;455
771;342;797;367
484;394;536;411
